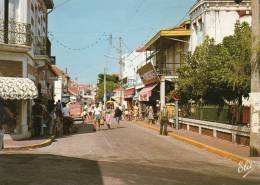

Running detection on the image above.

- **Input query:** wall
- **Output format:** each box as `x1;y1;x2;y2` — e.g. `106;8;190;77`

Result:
0;60;22;77
54;77;63;103
122;51;146;88
190;1;251;52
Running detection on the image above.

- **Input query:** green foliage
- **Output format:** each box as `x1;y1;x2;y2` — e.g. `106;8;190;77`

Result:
98;74;119;84
96;73;119;100
177;21;251;105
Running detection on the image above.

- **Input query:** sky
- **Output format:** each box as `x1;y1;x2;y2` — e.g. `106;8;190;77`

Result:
49;0;196;84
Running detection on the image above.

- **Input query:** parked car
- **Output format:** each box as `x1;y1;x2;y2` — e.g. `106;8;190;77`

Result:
69;103;84;121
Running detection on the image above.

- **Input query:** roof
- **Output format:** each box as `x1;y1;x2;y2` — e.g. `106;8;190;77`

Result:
51;65;67;78
144;20;191;50
68;86;79;96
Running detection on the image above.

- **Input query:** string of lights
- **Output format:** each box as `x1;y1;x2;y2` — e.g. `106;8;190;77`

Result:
48;32;107;51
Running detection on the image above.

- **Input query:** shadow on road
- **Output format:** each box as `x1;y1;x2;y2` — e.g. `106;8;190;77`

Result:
0;154;104;185
0;153;259;185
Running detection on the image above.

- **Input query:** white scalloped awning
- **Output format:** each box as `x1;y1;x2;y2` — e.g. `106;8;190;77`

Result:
0;77;38;100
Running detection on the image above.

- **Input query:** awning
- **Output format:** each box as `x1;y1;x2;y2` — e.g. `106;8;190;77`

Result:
139;84;157;102
0;77;38;100
124;87;135;99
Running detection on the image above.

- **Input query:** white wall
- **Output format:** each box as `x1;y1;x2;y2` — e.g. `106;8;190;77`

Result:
190;1;251;52
54;77;63;103
0;0;4;20
122;51;146;88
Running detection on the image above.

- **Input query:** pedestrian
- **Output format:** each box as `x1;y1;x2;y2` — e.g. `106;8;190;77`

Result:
56;100;62;112
32;99;44;137
62;102;72;135
133;104;139;121
47;99;55;135
160;105;169;136
83;102;88;120
93;104;102;130
105;109;112;129
55;107;63;137
148;106;154;125
114;106;122;126
0;99;13;150
124;109;129;121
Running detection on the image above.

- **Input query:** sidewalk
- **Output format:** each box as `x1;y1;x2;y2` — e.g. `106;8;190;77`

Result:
3;134;55;151
133;120;259;162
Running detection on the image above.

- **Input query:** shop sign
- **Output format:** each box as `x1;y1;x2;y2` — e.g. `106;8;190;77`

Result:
124;88;135;99
137;62;159;85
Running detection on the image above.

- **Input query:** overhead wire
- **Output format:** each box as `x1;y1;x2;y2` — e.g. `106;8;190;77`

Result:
48;32;107;51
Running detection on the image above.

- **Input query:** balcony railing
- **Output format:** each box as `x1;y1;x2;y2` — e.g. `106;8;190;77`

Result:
155;62;182;76
33;36;51;57
0;19;32;46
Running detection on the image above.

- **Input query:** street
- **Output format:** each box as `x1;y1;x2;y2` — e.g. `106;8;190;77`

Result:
0;121;259;185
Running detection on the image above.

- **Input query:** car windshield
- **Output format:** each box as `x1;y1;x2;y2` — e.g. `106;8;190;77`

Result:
70;107;81;111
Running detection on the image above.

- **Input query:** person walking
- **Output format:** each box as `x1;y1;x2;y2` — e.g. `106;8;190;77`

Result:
0;99;14;150
105;109;112;129
62;102;72;135
148;106;154;125
93;104;102;130
114;107;122;126
32;99;44;137
133;104;139;121
160;105;169;136
83;102;88;120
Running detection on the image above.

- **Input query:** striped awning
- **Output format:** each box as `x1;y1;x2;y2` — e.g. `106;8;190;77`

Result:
0;77;38;100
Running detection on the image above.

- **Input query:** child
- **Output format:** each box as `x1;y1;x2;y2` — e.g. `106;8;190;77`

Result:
105;110;112;129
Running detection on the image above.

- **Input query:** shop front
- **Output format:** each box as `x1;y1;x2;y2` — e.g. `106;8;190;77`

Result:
124;87;135;110
138;83;160;118
0;77;38;140
137;62;160;118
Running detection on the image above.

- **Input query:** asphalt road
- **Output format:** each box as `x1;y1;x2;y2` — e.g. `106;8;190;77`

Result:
0;121;259;185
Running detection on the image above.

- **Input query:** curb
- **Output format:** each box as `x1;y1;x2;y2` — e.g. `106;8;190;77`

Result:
135;121;249;163
3;136;55;151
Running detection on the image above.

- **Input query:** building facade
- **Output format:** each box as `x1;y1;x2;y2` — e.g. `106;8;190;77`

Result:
0;0;54;139
189;0;251;51
122;48;146;110
144;21;191;109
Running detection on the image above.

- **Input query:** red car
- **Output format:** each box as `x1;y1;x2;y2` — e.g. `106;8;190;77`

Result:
69;103;84;121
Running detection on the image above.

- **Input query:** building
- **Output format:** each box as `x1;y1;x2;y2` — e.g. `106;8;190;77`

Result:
189;0;251;51
143;20;191;109
0;0;54;139
51;65;70;103
122;48;146;110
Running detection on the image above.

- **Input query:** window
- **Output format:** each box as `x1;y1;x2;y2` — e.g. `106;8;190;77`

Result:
31;17;34;26
31;3;34;12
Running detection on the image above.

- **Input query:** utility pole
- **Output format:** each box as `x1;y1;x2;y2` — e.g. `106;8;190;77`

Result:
119;37;123;106
103;67;107;108
235;0;260;156
249;0;260;156
103;34;112;109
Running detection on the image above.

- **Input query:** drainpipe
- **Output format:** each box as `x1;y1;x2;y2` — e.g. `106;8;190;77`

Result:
4;0;9;44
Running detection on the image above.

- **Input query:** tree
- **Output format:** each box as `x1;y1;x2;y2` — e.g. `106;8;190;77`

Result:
96;73;120;101
177;21;251;106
